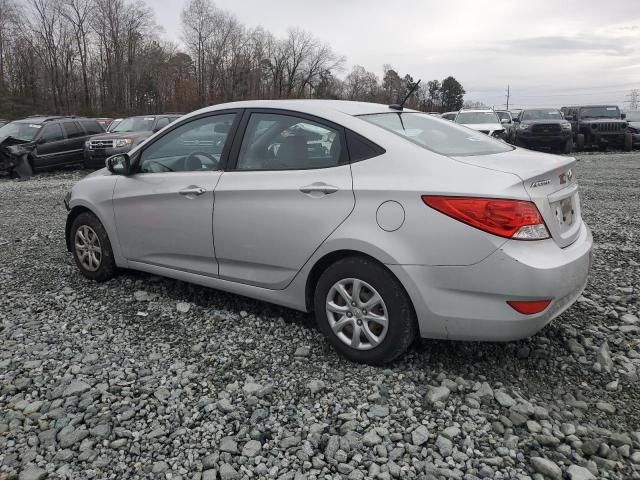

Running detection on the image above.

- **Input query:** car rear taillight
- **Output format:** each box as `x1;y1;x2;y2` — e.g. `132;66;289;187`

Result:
422;196;550;240
507;300;551;315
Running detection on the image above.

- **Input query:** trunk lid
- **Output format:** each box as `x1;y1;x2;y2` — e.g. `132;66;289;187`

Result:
452;148;581;248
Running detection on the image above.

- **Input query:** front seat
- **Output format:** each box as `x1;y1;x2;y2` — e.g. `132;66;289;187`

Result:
276;135;307;169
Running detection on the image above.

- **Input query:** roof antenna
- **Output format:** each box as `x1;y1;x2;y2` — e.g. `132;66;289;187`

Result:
389;79;421;111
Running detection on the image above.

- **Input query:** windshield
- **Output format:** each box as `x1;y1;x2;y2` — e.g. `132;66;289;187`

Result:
580;106;620;119
360;112;513;157
0;121;41;141
496;112;511;122
625;111;640;122
455;111;500;124
112;117;155;133
521;109;563;121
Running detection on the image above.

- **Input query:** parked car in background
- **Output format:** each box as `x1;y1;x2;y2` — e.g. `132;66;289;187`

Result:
511;108;573;153
440;111;457;121
562;105;632;151
496;110;514;141
624;111;640;148
64;100;591;364
0;116;104;179
84;114;182;168
106;118;123;132
455;108;505;139
93;118;113;130
509;109;523;119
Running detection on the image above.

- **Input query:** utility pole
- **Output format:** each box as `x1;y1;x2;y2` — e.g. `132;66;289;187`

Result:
506;85;510;110
626;89;639;111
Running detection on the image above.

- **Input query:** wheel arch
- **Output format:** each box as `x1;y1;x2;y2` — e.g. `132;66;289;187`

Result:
304;249;412;314
65;206;94;251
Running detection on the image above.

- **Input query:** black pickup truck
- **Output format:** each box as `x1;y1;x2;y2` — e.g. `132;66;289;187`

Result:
511;108;573;153
562;105;632;151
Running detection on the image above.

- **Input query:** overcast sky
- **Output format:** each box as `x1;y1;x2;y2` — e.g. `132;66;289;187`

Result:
150;0;640;109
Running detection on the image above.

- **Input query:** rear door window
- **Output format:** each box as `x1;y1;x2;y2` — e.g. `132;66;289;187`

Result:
81;120;104;135
235;113;343;170
63;121;84;139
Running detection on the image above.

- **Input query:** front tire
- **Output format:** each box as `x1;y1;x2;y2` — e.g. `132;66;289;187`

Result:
70;212;117;282
624;132;633;152
313;256;417;365
562;137;573;154
575;134;585;151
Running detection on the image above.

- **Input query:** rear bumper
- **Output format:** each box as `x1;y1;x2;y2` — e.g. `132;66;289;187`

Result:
389;221;592;341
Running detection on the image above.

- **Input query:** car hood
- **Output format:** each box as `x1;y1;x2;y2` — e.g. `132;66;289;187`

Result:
461;123;504;131
580;118;626;124
519;119;566;125
88;131;153;141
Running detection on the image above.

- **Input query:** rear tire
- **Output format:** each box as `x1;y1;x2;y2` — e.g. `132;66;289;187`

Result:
562;138;573;154
70;212;117;282
313;256;417;365
624;132;633;152
575;134;585;152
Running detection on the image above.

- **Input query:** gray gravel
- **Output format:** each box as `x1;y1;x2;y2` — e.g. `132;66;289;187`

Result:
0;153;639;479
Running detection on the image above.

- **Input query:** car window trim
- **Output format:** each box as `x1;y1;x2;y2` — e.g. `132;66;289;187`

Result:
129;109;243;174
225;108;349;172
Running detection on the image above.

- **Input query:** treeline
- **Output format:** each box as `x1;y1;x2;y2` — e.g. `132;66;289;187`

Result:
0;0;466;119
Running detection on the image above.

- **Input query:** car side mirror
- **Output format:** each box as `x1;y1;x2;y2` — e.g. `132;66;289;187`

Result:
621;113;626;120
512;118;520;123
106;153;130;175
564;115;573;121
501;119;510;124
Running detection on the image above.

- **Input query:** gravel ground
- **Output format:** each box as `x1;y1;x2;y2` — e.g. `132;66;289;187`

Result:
0;152;639;480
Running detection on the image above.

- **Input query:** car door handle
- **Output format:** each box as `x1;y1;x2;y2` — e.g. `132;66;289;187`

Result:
179;186;207;196
299;183;339;195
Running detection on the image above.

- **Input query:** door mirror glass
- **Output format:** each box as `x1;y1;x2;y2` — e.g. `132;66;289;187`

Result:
621;113;626;120
564;115;573;121
501;118;510;124
512;117;520;123
106;154;130;175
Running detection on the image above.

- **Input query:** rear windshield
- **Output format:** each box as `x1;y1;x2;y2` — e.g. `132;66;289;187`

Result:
360;112;513;157
521;109;563;121
455;111;500;124
0;121;41;141
112;116;155;133
580;106;620;119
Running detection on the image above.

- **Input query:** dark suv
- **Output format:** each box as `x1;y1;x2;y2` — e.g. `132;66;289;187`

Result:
562;105;632;151
84;114;182;168
511;108;573;153
0;116;104;179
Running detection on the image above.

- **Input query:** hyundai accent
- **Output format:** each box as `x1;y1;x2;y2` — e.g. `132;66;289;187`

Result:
64;100;592;364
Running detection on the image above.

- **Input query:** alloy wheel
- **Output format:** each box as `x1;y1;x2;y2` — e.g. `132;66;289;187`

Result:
325;278;389;350
75;225;102;272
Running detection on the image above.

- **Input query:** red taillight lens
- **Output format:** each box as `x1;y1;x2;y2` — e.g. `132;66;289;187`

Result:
422;196;550;240
507;300;551;315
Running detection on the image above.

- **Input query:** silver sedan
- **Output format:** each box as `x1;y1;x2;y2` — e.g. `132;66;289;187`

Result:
65;100;592;364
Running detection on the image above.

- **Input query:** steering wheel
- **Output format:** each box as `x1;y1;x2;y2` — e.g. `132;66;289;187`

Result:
184;151;219;170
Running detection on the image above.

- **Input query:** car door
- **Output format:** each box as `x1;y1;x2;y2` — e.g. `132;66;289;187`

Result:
33;123;67;168
112;111;239;276
61;121;86;164
213;110;355;289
